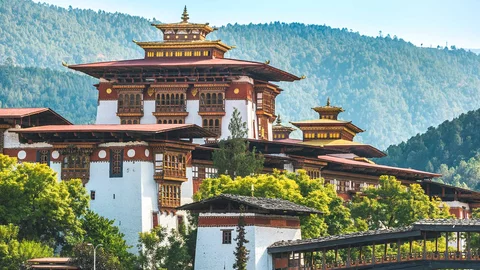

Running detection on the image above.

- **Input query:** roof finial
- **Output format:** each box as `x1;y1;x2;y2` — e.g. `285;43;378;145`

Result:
326;97;331;106
276;114;282;125
181;6;189;23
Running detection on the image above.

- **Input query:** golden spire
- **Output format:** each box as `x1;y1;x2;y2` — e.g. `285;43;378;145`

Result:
276;115;282;125
326;97;331;107
181;6;189;23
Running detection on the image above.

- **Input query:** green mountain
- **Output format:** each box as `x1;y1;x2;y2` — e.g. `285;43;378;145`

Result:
1;0;480;149
0;65;96;124
379;108;480;189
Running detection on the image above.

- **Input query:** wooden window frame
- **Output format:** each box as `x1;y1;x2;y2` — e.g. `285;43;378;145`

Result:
159;182;181;209
120;117;141;125
222;229;233;244
155;92;187;113
117;91;143;114
60;147;92;183
90;190;96;200
36;149;50;166
199;92;224;112
109;149;124;178
202;117;222;137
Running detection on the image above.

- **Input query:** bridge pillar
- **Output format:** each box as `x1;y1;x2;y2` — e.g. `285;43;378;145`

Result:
423;232;427;260
322;249;326;270
397;239;401;262
372;242;376;265
467;232;471;260
445;232;449;259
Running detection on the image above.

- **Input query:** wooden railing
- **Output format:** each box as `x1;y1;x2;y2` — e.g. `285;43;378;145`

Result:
199;103;224;112
117;107;143;114
289;252;480;270
155;104;186;113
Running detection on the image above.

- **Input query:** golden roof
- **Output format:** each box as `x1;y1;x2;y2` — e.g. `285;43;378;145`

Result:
273;115;295;132
134;40;232;52
312;97;344;114
151;6;216;34
298;139;366;146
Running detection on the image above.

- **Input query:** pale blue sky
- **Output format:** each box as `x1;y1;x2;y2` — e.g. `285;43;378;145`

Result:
35;0;480;49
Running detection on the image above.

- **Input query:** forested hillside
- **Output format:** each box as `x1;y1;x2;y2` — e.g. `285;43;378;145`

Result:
0;65;96;123
379;109;480;189
1;0;480;148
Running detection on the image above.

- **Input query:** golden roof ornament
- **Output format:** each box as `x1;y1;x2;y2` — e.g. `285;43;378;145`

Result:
181;6;189;23
276;115;282;125
326;97;331;106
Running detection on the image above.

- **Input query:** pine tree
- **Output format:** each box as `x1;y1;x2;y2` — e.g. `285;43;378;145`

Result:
212;107;264;178
233;207;249;270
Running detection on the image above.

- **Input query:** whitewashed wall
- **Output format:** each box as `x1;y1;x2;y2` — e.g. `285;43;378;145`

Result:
141;100;157;124
194;213;301;270
96;100;120;124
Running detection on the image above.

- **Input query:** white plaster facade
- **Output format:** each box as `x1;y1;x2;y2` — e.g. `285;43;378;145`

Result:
194;213;301;270
96;100;120;124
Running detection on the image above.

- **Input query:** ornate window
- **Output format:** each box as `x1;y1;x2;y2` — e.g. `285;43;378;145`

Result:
120;117;141;125
152;212;159;228
202;117;221;137
154;151;187;179
199;92;224;112
159;182;181;208
155;92;186;113
90;190;96;200
222;230;233;244
305;167;321;180
36;150;50;165
157;118;184;124
118;92;143;114
109;149;124;178
60;146;92;184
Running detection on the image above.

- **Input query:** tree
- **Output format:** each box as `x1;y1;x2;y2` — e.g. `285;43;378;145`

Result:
212;107;264;178
195;170;353;238
233;211;249;270
70;243;121;270
136;226;168;270
0;224;53;269
66;210;134;268
350;175;452;230
0;154;86;247
137;225;192;270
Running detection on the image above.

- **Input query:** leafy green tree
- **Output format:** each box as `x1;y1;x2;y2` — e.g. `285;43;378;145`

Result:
0;154;85;247
70;243;122;270
350;175;452;230
65;210;134;268
0;224;53;269
195;170;354;238
164;229;192;270
212;107;264;178
136;226;168;270
233;213;249;270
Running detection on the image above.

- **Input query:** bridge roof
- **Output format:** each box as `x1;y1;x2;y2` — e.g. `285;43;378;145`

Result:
268;219;480;254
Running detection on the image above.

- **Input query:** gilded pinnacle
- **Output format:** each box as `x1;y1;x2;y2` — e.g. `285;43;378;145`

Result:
326;97;331;106
181;6;189;23
276;115;282;125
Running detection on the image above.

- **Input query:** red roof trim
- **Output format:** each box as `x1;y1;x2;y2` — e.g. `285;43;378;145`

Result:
0;108;72;125
12;123;204;134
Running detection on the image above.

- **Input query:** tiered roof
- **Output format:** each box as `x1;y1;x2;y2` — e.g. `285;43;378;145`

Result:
0;108;72;127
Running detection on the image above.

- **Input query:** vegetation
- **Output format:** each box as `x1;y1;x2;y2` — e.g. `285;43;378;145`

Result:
0;154;132;267
196;170;355;238
2;0;480;148
70;243;122;270
0;224;53;269
136;225;192;270
350;176;452;230
233;213;249;270
212;107;264;178
0;65;96;124
380;108;480;189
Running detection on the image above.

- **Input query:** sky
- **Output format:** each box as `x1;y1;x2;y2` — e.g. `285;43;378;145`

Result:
35;0;480;49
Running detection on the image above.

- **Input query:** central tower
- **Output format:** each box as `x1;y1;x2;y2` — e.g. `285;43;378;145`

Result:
68;7;301;142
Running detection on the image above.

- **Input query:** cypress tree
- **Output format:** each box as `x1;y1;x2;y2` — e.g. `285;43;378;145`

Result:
233;206;249;270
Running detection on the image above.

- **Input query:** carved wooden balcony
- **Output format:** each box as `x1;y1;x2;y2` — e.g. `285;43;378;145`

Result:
155;104;187;113
117;106;144;116
199;104;224;113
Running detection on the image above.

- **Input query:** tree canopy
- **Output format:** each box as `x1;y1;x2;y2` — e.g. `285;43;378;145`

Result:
350;175;452;230
195;170;354;238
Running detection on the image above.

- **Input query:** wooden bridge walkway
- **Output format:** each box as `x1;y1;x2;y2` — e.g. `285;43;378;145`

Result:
268;219;480;269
